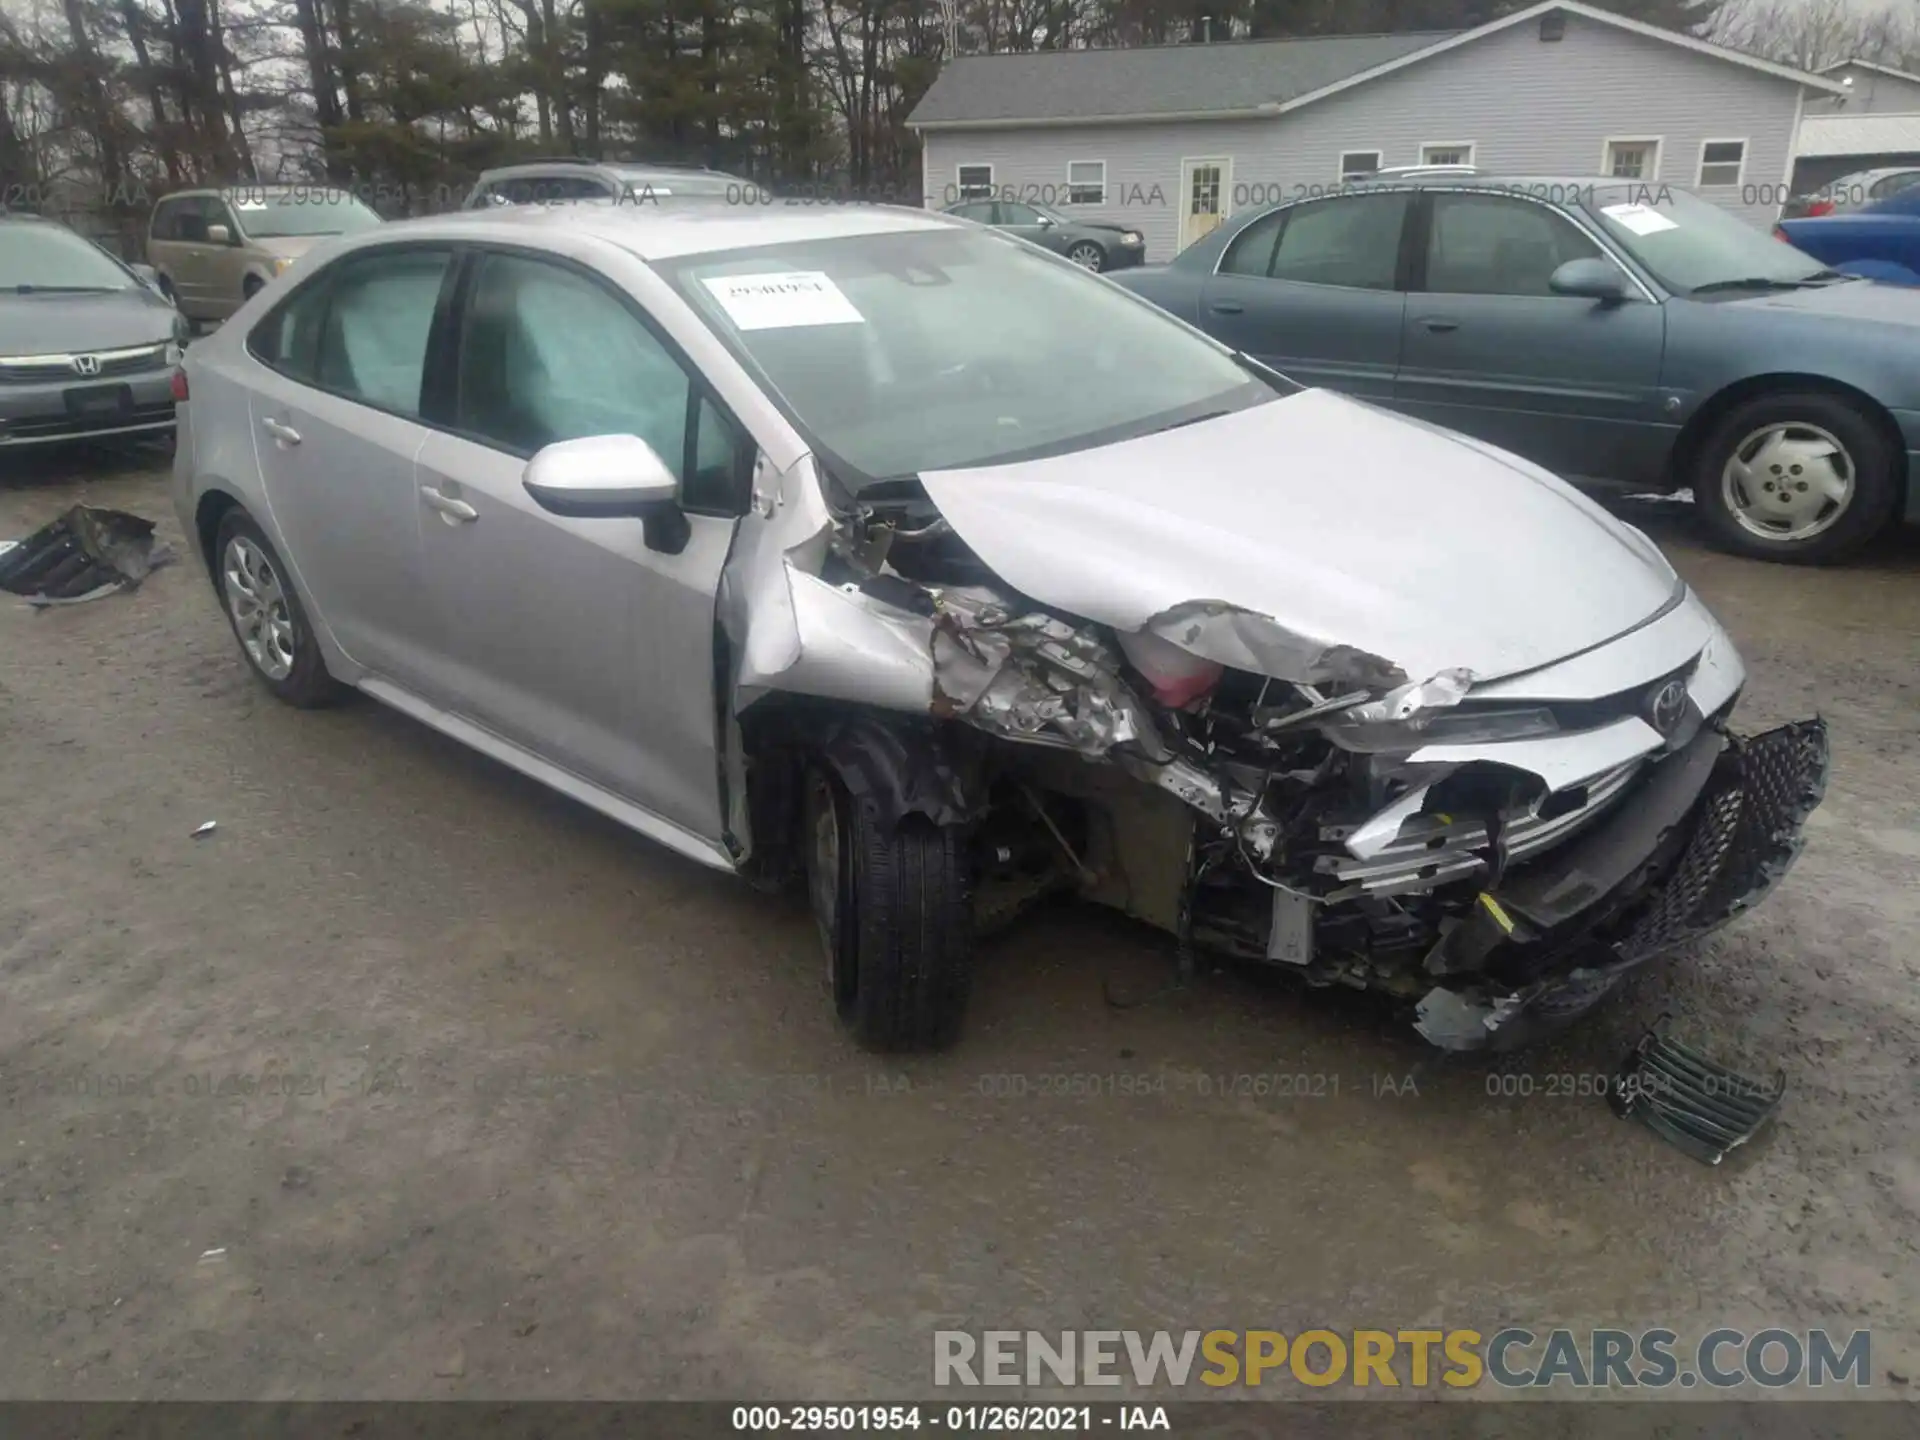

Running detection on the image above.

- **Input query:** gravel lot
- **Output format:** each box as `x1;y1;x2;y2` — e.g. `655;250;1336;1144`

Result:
2;448;1917;1401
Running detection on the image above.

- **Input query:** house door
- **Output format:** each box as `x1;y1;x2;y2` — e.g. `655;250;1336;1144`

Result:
1179;158;1232;253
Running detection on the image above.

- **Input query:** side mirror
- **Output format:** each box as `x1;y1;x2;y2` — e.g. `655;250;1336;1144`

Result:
1036;214;1055;227
522;434;689;553
206;223;232;245
1549;257;1629;303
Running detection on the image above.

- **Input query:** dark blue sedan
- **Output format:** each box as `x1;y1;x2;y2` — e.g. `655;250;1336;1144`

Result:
1775;182;1920;287
1112;173;1920;564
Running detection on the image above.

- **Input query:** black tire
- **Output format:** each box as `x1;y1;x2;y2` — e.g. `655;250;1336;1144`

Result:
156;274;177;304
805;764;972;1051
242;275;264;301
212;509;348;708
1691;390;1899;564
1066;241;1106;272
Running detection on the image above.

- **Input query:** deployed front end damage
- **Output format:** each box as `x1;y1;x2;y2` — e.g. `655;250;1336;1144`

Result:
718;449;1830;1052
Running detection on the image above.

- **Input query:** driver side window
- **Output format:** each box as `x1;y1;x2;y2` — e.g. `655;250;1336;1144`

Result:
453;251;750;512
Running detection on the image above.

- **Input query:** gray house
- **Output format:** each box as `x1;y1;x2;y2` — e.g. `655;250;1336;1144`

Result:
908;0;1844;261
1792;60;1920;195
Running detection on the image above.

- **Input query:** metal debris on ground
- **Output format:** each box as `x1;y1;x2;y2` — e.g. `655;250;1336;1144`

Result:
191;821;218;838
1609;1020;1786;1164
0;505;176;607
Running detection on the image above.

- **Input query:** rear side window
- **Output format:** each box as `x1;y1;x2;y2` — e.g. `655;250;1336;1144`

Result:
251;247;452;413
314;249;453;415
249;278;331;381
1217;210;1286;276
1267;193;1408;291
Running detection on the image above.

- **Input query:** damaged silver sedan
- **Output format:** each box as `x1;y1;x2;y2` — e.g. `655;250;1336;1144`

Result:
172;203;1830;1053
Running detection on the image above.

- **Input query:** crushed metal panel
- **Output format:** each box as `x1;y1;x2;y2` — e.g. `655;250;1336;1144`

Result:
1141;600;1408;690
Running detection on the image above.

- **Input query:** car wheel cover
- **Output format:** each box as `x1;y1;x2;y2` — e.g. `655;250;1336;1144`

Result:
1068;243;1103;270
223;535;297;681
1720;420;1854;543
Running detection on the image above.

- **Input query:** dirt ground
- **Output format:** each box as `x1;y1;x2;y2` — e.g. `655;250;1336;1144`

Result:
1;447;1917;1402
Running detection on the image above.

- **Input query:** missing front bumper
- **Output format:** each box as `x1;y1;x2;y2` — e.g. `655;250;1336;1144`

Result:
1414;718;1831;1052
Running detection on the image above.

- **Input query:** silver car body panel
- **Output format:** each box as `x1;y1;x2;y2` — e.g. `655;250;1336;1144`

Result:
917;388;1679;689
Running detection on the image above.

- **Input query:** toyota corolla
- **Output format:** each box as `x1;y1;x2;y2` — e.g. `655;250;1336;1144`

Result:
170;203;1829;1053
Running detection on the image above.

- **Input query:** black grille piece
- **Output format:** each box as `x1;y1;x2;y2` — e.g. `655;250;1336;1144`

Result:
1610;1022;1786;1164
1616;719;1830;962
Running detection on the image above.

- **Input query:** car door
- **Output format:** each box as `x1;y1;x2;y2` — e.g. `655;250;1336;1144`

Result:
164;198;213;310
995;202;1067;256
1195;190;1412;399
1393;191;1669;483
408;247;750;842
245;244;454;683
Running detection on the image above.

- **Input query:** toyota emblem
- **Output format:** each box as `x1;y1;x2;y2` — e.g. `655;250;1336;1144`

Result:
71;354;102;377
1648;678;1689;736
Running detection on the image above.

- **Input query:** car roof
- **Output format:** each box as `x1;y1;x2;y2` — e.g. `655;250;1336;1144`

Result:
336;201;956;262
477;160;743;181
1347;172;1641;193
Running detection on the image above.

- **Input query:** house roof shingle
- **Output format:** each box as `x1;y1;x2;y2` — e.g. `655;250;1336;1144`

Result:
907;30;1457;127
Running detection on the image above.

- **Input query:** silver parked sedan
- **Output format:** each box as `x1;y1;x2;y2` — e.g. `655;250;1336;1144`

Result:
172;203;1829;1054
2;213;187;447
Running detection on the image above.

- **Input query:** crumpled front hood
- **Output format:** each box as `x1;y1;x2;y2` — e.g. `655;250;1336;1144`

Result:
919;388;1679;687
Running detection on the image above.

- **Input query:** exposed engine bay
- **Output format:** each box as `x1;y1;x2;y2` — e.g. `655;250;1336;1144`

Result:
719;446;1830;1052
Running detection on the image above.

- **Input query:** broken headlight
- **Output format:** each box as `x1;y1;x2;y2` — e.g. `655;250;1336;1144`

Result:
1323;705;1560;753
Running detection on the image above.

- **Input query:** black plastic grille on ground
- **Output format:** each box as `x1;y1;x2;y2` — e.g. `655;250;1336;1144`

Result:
1616;719;1830;963
1610;1024;1786;1164
0;505;171;603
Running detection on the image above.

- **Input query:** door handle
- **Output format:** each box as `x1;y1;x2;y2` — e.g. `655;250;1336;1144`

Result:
420;486;477;523
1418;317;1461;333
260;416;301;445
1208;301;1245;315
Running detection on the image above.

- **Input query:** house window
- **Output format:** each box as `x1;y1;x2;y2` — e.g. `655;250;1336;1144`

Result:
1339;150;1382;182
1420;142;1474;167
1067;161;1106;205
1605;138;1661;180
956;164;994;201
1697;140;1746;187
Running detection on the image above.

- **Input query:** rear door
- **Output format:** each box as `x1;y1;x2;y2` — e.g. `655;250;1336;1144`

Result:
245;244;454;682
1195;190;1412;398
1392;191;1669;483
409;247;749;841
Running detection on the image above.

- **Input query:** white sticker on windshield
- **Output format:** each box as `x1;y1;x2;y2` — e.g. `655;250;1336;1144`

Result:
701;271;864;330
1601;202;1678;236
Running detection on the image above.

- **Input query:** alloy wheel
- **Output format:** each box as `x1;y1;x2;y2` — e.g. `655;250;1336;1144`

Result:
223;534;296;681
1067;242;1105;271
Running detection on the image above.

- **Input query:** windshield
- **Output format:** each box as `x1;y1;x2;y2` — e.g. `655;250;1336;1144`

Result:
1581;184;1829;293
659;225;1273;483
0;222;137;291
228;189;382;238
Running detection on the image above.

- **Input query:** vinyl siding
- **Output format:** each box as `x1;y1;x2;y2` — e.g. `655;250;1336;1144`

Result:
922;12;1806;260
1807;63;1920;116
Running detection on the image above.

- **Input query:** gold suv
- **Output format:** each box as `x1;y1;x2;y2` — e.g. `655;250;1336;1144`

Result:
147;186;381;323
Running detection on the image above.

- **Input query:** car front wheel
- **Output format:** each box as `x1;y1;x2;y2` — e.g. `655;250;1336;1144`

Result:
214;509;346;708
1066;241;1106;272
804;764;972;1051
1692;391;1898;564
